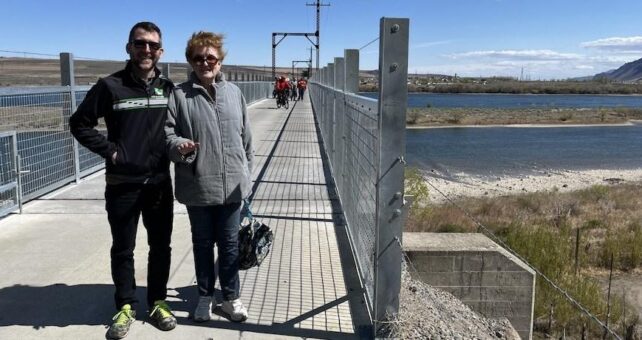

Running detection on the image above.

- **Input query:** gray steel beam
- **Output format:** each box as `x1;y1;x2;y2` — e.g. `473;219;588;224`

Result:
333;57;345;190
60;52;81;184
162;63;171;79
344;49;359;93
335;57;345;91
373;17;409;336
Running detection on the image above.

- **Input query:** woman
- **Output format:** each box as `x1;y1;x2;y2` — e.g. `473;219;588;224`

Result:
165;31;253;323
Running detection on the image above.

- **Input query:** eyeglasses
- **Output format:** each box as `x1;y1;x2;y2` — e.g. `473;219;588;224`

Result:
191;54;220;65
131;39;162;51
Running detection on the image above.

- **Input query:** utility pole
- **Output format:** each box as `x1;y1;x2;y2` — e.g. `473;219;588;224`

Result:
307;0;330;75
272;1;328;79
308;47;314;78
520;67;524;81
292;60;312;79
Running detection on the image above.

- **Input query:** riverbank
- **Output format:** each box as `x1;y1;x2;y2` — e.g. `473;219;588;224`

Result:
406;107;642;126
424;168;642;204
409;167;642;338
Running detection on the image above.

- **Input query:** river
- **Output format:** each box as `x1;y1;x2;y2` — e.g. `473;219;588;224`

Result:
371;92;642;177
406;124;642;178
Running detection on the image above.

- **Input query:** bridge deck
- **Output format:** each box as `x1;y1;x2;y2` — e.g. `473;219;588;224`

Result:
0;96;368;339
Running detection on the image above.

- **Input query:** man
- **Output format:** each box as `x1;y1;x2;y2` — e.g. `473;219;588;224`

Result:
69;22;176;339
297;77;307;101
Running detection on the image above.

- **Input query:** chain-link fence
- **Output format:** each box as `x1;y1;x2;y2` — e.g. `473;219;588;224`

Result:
0;54;272;218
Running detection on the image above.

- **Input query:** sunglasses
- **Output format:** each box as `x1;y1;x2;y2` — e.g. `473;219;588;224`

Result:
131;39;162;51
191;54;220;65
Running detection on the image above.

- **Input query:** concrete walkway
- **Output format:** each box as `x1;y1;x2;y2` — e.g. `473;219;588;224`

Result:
0;96;369;339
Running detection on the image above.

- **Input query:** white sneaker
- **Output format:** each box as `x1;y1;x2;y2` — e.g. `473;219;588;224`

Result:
221;298;248;322
193;296;212;322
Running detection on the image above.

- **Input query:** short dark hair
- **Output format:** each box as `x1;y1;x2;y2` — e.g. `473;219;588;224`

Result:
128;22;162;43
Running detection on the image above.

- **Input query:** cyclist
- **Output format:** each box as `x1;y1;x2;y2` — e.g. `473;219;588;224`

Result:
275;76;289;108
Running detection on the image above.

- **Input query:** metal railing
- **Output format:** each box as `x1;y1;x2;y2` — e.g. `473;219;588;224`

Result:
0;53;272;218
0;131;19;216
308;17;409;335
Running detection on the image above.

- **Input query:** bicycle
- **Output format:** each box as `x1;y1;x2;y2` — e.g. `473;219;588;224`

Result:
276;90;289;109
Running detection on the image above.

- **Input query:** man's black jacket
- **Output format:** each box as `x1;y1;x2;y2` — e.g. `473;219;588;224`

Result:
69;62;174;184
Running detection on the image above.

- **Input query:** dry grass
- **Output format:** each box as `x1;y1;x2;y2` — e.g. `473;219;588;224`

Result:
0;105;66;131
404;170;642;338
406;107;642;126
407;184;642;261
408;182;642;270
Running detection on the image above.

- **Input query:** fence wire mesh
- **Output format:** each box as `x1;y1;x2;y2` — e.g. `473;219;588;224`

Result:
1;90;76;200
0;132;18;216
0;81;272;210
309;82;380;316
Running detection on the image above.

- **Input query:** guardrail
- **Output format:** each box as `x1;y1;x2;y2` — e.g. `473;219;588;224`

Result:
308;17;409;335
0;53;272;217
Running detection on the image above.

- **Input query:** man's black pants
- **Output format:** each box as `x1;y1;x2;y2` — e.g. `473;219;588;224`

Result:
105;179;174;310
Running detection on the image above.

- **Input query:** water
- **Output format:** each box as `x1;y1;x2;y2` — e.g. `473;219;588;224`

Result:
361;92;642;109
406;123;642;178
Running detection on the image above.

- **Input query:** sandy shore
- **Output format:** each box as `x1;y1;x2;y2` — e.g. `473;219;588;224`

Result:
424;168;642;204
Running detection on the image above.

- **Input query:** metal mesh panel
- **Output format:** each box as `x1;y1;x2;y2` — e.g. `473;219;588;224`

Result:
0;132;18;216
74;90;105;174
0;91;76;200
309;83;379;312
234;81;272;105
0;82;272;208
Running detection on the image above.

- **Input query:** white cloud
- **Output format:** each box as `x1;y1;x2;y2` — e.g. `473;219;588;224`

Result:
411;59;602;80
423;47;642;79
581;36;642;52
449;49;582;61
411;40;452;50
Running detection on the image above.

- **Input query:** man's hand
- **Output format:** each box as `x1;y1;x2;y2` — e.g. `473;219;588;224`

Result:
178;140;200;155
111;151;117;165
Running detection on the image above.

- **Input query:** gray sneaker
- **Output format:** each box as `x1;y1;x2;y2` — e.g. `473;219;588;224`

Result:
193;296;213;322
221;298;248;322
107;304;136;339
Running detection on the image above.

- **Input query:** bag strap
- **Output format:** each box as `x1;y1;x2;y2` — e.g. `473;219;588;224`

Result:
241;199;253;221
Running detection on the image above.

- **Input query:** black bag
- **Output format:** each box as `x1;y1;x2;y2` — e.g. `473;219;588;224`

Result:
238;200;274;270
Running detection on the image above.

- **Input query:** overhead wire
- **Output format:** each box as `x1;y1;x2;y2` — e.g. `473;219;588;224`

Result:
359;37;379;51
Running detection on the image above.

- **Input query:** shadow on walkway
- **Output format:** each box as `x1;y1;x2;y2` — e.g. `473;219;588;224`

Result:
0;283;359;339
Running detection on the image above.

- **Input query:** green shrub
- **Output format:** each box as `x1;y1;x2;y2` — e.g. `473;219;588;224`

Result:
600;223;642;271
404;167;430;231
437;224;468;233
578;185;609;202
404;167;429;207
502;225;627;336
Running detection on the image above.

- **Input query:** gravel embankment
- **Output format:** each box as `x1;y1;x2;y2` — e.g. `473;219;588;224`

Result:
385;264;521;339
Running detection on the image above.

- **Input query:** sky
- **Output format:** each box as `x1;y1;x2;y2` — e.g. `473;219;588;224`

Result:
2;0;642;80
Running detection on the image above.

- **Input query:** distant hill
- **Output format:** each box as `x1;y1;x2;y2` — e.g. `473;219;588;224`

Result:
594;57;642;83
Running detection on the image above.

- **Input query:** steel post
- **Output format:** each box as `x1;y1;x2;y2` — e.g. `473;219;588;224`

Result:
373;17;409;335
327;63;335;164
334;57;345;189
162;63;171;79
60;52;81;184
344;49;359;93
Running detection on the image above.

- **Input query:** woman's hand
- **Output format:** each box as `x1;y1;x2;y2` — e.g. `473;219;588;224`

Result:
178;140;200;155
